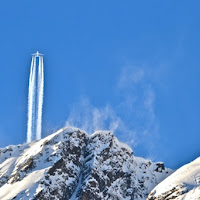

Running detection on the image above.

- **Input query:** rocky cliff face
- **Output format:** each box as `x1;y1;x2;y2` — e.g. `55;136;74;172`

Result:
0;128;172;200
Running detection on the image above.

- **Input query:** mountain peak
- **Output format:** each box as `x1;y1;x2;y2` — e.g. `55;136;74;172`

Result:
0;127;172;200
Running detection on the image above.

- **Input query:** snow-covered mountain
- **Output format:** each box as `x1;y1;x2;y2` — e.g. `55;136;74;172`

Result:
0;127;172;200
147;157;200;200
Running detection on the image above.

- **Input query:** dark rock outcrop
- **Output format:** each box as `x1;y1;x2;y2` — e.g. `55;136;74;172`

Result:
0;128;172;200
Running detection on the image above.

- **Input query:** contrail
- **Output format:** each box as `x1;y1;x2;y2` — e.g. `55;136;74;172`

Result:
27;56;36;142
27;51;44;143
36;56;44;140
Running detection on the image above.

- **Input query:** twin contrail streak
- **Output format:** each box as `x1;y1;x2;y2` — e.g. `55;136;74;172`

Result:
27;52;44;143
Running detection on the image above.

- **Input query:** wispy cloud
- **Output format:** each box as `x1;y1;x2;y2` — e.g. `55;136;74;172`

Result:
66;97;124;135
118;66;145;86
65;65;160;156
116;66;159;151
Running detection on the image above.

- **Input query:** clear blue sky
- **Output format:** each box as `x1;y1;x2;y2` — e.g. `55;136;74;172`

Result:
0;1;200;169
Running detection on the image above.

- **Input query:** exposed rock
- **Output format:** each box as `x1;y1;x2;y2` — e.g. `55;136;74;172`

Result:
0;127;172;200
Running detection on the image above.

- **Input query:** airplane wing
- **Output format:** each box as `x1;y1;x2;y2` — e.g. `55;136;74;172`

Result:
32;51;44;57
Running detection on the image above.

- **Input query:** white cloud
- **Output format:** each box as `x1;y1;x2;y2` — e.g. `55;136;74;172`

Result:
116;66;159;151
65;65;160;155
66;97;120;133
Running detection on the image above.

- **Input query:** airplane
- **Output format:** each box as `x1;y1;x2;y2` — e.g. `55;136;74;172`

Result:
32;51;44;57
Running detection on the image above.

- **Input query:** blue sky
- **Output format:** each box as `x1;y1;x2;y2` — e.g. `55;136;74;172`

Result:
0;1;200;169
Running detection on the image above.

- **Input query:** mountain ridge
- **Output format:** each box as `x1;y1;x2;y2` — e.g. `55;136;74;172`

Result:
0;127;172;200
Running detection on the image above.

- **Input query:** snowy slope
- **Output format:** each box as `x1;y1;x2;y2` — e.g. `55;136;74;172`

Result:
0;127;172;200
147;157;200;200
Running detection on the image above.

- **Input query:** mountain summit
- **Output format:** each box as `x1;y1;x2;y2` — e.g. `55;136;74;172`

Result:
0;128;172;200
